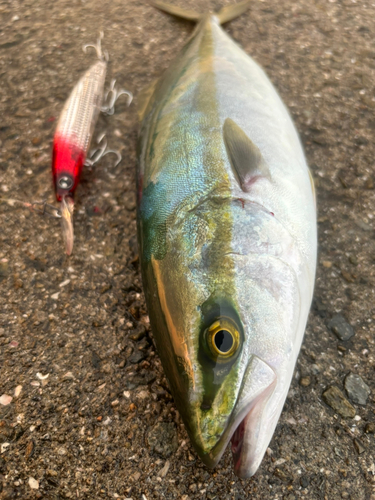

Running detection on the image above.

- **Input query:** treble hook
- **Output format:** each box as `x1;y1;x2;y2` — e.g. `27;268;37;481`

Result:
102;79;133;115
82;31;109;62
0;197;61;219
86;133;122;168
28;200;62;219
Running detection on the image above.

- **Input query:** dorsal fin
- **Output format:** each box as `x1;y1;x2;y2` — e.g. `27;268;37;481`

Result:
223;118;271;192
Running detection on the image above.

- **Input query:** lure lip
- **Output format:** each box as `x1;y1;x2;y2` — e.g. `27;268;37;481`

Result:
60;196;74;255
194;354;277;478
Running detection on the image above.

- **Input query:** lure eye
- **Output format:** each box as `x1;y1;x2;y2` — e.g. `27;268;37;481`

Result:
206;318;240;361
58;175;73;190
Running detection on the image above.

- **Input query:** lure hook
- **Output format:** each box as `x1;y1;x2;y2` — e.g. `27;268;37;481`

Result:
86;133;122;168
29;200;62;219
0;197;61;219
82;31;109;62
102;79;133;115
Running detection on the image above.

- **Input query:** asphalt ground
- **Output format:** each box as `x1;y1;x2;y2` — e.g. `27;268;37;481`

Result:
0;0;374;499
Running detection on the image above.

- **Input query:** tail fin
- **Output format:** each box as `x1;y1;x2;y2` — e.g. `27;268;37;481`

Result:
217;0;252;24
150;0;252;25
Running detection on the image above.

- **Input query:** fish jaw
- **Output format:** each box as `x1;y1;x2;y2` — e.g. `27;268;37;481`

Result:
230;355;277;478
195;354;277;475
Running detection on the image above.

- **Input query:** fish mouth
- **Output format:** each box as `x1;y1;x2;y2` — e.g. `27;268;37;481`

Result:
230;386;275;479
203;355;277;478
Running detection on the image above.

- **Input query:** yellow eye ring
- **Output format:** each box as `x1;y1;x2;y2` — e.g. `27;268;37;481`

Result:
206;317;240;361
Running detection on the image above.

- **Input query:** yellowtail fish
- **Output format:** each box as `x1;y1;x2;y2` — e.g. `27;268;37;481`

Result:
137;0;317;477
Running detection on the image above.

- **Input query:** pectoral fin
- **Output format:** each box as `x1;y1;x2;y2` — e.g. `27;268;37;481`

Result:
223;118;271;192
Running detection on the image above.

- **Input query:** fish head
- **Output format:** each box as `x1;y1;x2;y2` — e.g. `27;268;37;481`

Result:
140;197;304;477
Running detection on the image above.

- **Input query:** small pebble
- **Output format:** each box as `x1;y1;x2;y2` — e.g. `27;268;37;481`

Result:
344;373;370;405
146;422;178;458
311;364;321;375
1;443;10;453
348;255;358;266
0;394;13;405
300;376;311;387
300;476;309;488
25;440;35;461
59;279;70;287
273;467;292;483
274;458;287;466
14;278;23;288
327;314;355;341
353;438;365;455
157;460;170;478
137;390;149;400
129;349;147;364
29;477;39;489
365;422;375;434
322;386;356;418
31;136;41;146
341;270;355;283
129;324;147;341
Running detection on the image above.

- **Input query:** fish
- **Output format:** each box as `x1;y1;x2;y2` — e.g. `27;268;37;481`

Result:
52;34;107;255
136;0;317;478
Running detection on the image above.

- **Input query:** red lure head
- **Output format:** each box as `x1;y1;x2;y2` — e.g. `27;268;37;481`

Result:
52;135;86;202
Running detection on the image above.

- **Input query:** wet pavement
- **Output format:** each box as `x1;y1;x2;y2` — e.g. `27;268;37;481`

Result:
0;0;375;499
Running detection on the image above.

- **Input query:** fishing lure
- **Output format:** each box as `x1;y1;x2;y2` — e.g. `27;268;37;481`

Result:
52;33;132;254
1;35;132;254
137;1;317;478
52;33;107;255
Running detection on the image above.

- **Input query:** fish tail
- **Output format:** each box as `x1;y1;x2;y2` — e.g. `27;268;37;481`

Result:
150;1;201;22
216;0;252;24
150;0;252;25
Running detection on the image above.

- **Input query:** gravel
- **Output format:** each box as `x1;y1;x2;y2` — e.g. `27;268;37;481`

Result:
0;0;375;498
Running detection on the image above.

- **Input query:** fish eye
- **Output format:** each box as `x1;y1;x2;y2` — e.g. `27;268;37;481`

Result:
206;318;240;361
